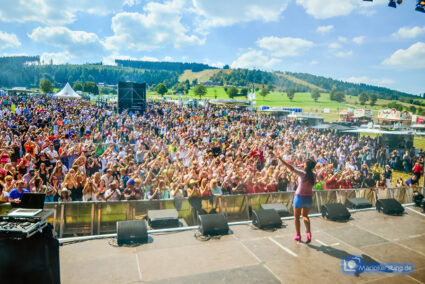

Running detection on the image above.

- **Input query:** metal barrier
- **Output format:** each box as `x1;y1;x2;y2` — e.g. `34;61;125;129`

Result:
0;187;423;238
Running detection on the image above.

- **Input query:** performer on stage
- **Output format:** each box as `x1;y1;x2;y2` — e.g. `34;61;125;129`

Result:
278;156;316;243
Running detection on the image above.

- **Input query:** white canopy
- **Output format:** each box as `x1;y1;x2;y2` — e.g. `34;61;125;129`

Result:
54;83;81;99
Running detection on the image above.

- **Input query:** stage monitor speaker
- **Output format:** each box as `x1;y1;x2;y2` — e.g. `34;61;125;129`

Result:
260;203;290;217
117;220;148;246
376;198;404;215
118;81;146;113
252;209;282;229
321;203;351;221
0;224;60;284
198;214;229;236
345;198;372;209
148;209;179;229
413;191;424;207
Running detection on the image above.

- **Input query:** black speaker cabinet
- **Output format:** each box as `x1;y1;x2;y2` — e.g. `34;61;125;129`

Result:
413;192;424;207
345;198;372;209
260;203;290;217
321;203;351;221
118;81;146;113
252;209;282;229
148;209;179;229
117;220;148;246
198;214;229;236
0;224;60;284
376;199;404;215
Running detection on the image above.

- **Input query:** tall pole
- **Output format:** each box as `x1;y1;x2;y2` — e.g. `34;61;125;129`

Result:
422;152;425;188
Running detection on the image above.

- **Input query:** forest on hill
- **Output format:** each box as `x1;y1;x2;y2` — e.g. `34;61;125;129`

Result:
0;56;179;89
285;72;413;100
115;59;215;73
0;56;415;101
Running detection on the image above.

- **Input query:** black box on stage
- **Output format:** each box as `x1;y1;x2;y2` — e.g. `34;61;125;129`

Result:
345;198;372;209
321;203;351;221
260;203;290;217
376;199;404;215
252;209;282;229
118;81;146;113
117;220;148;246
198;214;229;236
0;224;60;284
148;209;179;229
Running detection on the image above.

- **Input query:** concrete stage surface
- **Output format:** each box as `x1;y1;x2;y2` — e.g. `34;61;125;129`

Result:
60;207;425;284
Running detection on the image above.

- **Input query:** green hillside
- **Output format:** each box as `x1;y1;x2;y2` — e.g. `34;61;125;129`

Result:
0;56;418;105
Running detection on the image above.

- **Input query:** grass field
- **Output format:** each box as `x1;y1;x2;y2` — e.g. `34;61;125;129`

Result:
148;87;356;121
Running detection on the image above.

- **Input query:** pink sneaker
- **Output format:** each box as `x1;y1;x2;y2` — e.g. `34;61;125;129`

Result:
294;234;301;242
306;232;312;244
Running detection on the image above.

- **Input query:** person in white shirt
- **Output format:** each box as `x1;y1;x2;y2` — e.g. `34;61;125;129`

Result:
104;181;121;201
44;143;59;164
101;169;114;190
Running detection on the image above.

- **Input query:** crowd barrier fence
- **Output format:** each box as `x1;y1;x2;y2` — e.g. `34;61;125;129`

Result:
0;187;423;238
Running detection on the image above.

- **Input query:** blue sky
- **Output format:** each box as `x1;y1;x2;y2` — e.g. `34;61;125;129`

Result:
0;0;424;94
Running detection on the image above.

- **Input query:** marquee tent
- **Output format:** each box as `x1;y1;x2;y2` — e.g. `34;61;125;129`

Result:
54;83;81;99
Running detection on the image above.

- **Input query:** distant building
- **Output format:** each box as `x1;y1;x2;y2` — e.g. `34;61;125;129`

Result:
7;87;32;96
201;80;220;86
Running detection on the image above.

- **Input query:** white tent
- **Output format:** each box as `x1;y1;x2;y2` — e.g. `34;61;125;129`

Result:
54;83;81;99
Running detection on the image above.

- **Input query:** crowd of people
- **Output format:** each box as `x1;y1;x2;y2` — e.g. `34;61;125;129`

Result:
0;94;422;205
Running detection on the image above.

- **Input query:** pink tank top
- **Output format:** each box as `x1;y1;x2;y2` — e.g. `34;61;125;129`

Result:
293;168;315;196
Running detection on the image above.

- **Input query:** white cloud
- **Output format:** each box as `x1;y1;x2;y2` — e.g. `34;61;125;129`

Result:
40;52;72;64
257;36;314;57
163;56;174;61
392;26;425;39
139;56;160;62
102;54;135;66
328;42;342;49
344;76;394;87
338;36;348;43
316;25;334;35
231;50;280;69
123;0;140;7
203;58;224;68
353;36;365;45
193;0;290;29
106;0;203;51
0;0;125;25
296;0;357;19
335;50;353;57
29;26;105;57
382;42;425;69
0;31;21;49
296;0;385;19
311;60;318;65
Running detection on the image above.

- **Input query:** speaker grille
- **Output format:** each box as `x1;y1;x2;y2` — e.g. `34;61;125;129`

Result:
118;81;147;113
198;214;229;236
117;220;148;246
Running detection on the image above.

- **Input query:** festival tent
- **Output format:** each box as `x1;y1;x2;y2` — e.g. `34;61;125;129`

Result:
54;83;81;99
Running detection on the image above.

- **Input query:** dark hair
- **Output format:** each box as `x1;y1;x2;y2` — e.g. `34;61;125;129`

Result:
305;159;316;184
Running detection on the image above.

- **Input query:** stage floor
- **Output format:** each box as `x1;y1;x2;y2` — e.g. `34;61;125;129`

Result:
60;207;425;284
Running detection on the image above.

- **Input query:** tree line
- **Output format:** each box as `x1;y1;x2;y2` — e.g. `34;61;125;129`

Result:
115;60;216;73
286;72;413;100
209;69;310;92
0;58;179;89
0;56;418;104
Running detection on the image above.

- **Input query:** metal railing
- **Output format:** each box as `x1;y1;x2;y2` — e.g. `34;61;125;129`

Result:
0;187;422;238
